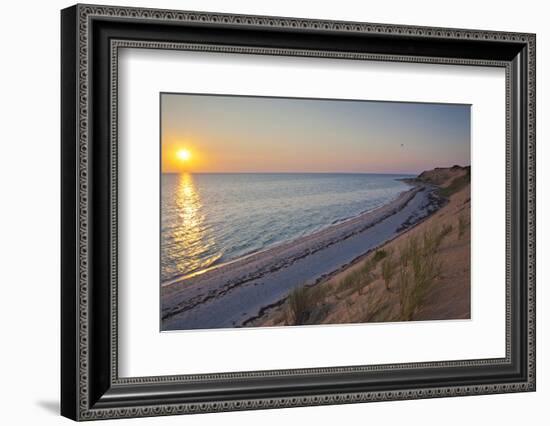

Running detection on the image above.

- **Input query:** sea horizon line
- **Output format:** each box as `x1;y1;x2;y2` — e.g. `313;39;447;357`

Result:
161;171;419;175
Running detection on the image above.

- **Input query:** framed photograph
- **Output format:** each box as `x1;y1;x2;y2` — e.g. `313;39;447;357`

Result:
61;4;536;421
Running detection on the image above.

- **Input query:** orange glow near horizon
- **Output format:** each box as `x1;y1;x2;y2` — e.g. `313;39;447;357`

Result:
161;94;471;175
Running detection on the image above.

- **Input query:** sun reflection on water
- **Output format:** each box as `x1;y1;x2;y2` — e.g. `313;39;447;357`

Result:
165;173;220;281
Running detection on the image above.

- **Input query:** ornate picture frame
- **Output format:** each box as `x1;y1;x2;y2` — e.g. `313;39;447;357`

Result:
61;4;535;421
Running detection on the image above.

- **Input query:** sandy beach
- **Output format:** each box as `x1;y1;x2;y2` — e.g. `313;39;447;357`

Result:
161;178;447;330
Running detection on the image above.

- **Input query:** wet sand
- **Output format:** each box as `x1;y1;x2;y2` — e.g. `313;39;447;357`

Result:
161;183;444;330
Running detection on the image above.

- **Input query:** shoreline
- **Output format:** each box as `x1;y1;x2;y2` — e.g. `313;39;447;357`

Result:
241;194;444;327
250;177;470;327
162;182;414;286
161;182;445;330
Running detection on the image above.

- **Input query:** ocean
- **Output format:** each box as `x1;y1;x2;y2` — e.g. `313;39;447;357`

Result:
161;173;413;284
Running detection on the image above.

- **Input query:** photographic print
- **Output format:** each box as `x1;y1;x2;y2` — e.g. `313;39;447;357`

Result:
61;7;535;417
160;93;471;331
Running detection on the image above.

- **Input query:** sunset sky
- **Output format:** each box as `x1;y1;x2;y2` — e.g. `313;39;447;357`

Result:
161;93;470;174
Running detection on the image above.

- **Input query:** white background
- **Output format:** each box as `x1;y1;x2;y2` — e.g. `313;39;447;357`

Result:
119;50;505;377
0;0;547;425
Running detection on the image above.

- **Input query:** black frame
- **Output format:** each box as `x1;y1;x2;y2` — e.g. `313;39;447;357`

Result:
61;4;536;421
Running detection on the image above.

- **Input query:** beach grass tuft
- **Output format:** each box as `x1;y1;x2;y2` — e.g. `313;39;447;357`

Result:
286;284;328;325
381;249;396;291
340;258;378;295
437;223;453;247
359;290;389;322
287;286;311;325
397;226;448;320
372;249;388;264
339;270;361;291
359;259;374;277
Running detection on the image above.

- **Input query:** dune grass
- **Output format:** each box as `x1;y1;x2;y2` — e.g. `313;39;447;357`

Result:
286;284;329;325
439;169;471;198
397;224;452;320
287;286;311;325
381;249;396;291
286;249;391;325
372;249;388;263
338;249;386;294
285;223;454;325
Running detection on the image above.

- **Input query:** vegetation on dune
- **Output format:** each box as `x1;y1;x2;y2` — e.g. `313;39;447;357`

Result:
439;223;454;243
381;249;396;291
338;268;367;293
287;286;311;325
439;168;471;198
338;249;386;294
397;224;453;320
416;165;470;186
372;249;388;263
287;285;328;325
283;222;454;324
458;212;469;240
285;249;390;325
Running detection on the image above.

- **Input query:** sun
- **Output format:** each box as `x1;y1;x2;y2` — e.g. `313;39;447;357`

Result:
177;148;192;162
